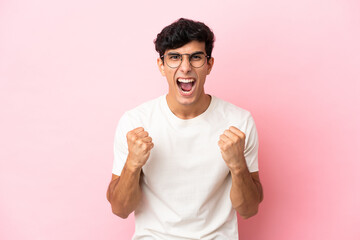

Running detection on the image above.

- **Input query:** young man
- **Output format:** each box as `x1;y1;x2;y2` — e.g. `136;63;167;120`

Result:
107;18;263;239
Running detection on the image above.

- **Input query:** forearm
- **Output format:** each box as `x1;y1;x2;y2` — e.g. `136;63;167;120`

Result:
107;160;142;218
230;167;262;219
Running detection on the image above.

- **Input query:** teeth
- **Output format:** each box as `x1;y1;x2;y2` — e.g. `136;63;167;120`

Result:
177;78;195;83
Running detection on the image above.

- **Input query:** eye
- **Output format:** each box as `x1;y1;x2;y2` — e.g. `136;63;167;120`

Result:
168;55;181;60
191;54;203;61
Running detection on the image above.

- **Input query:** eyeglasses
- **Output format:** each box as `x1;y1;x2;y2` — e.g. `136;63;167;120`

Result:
161;51;210;68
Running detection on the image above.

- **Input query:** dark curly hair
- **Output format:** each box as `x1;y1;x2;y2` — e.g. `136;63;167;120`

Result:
154;18;215;59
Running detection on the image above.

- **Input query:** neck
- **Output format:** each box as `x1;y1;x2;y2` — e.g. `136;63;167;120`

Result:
166;94;211;119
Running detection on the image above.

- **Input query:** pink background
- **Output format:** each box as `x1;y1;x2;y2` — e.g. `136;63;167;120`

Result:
1;0;359;239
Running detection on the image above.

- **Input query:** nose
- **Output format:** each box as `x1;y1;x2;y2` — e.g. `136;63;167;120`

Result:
179;55;192;73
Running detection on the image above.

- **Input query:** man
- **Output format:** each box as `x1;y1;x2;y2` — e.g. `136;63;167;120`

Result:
107;18;263;239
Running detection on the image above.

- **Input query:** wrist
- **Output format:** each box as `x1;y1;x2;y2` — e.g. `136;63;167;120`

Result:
124;158;143;174
228;160;249;176
227;155;248;173
229;165;249;175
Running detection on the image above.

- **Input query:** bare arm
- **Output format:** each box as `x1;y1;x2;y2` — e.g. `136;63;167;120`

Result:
106;164;142;218
229;169;263;219
218;126;263;219
106;127;153;219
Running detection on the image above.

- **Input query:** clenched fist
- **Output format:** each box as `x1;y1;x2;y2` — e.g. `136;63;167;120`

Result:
126;127;154;170
218;126;247;171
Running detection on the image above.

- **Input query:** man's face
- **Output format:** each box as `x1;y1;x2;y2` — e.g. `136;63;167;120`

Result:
157;41;214;107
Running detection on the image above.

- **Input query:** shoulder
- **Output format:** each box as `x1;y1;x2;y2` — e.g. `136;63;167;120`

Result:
118;95;164;128
125;95;163;119
115;96;163;135
212;96;253;122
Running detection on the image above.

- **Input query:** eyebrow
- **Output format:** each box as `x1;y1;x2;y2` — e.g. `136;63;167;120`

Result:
167;51;205;55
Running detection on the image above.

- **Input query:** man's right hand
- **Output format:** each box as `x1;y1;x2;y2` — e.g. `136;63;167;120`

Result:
107;126;152;218
126;127;154;171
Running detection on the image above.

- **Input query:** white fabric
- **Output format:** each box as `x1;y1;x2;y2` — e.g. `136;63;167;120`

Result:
112;95;259;240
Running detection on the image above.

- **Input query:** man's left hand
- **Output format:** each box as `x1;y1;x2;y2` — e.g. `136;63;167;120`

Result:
218;126;247;171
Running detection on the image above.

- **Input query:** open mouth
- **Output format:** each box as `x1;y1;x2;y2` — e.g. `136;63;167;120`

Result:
177;78;196;95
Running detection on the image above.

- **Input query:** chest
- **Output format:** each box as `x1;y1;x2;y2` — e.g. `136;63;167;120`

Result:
141;119;230;190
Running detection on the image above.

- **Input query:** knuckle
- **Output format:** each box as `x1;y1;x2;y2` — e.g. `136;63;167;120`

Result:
229;126;237;131
126;131;132;138
141;143;148;151
131;135;138;142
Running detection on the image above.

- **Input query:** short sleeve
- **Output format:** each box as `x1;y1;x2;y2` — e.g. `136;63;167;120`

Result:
112;112;134;176
244;114;259;173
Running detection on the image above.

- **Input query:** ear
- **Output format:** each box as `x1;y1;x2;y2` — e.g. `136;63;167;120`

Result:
157;58;166;76
206;57;214;75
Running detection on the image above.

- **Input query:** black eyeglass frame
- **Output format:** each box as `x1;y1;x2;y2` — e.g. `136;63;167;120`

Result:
160;51;211;69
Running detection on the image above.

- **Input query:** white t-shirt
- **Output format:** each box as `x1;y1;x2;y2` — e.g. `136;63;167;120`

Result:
112;95;259;240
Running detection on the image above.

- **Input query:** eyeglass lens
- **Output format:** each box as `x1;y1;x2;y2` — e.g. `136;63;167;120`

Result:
164;53;207;68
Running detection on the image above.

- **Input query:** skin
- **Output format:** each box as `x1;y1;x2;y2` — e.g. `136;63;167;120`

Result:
107;40;263;219
219;126;263;218
106;127;153;218
157;40;214;119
